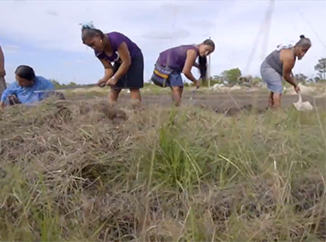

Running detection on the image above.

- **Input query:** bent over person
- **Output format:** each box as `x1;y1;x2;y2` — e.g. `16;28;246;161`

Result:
260;35;312;109
151;39;215;106
0;65;65;108
81;22;144;106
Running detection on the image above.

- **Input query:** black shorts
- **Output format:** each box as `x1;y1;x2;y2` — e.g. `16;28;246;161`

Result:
112;52;144;89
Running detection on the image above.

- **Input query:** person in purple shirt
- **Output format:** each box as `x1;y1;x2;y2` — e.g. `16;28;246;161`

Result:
151;39;215;106
81;22;144;106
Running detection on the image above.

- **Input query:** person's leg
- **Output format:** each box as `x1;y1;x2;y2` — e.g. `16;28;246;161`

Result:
261;65;283;110
171;86;183;106
272;92;282;110
122;53;144;107
169;72;184;106
129;88;141;108
269;80;283;110
268;91;274;108
109;88;121;106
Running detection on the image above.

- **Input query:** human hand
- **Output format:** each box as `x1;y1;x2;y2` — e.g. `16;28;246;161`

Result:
294;84;300;94
195;80;201;89
97;78;107;88
106;76;117;87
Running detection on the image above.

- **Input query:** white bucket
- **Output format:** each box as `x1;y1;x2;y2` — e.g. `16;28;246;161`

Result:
293;92;313;111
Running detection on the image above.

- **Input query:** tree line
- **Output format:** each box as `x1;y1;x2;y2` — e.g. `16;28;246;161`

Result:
205;57;326;87
50;57;326;88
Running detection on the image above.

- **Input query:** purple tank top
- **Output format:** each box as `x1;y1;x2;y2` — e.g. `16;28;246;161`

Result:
95;32;141;62
157;44;199;72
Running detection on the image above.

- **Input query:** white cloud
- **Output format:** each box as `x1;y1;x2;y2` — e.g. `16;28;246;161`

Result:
0;0;325;83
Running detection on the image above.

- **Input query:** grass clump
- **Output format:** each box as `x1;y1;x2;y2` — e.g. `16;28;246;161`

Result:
0;98;325;241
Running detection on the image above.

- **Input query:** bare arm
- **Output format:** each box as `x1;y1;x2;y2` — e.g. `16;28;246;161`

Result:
99;58;114;82
0;46;5;77
112;42;132;80
282;57;297;87
182;49;198;83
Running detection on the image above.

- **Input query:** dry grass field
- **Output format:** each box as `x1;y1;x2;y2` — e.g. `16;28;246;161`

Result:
0;87;325;241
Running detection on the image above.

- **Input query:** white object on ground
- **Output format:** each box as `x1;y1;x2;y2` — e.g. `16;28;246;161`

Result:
293;92;313;111
211;83;224;90
230;85;241;90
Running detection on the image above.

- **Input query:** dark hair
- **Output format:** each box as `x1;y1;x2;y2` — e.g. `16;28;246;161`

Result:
295;34;311;48
203;39;215;49
198;56;207;79
15;65;35;81
81;25;105;42
198;39;215;79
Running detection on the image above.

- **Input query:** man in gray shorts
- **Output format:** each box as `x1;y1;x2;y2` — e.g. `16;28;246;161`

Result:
260;35;311;109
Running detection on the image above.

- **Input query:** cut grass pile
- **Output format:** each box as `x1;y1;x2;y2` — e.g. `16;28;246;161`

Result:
0;98;325;241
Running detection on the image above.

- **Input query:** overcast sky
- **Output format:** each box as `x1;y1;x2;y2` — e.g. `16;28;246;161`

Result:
0;0;325;85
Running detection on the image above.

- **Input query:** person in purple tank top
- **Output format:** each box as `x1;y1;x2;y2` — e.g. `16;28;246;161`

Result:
150;39;215;106
81;22;144;106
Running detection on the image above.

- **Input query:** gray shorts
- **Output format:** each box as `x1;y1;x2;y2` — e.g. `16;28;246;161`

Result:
168;72;184;87
260;61;283;94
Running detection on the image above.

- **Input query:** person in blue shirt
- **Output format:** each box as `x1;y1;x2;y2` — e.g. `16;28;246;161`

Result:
0;65;64;108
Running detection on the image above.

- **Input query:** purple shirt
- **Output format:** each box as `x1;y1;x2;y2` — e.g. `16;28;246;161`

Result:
95;32;141;62
157;44;199;72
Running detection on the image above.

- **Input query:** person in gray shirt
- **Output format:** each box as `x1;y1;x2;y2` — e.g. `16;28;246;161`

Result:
260;35;311;109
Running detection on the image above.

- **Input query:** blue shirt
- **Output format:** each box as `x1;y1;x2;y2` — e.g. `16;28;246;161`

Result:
0;76;55;104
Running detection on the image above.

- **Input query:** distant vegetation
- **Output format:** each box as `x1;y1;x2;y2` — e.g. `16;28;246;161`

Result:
49;57;326;89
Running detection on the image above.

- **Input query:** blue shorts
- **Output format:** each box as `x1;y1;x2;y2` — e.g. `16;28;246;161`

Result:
168;72;184;87
260;62;283;94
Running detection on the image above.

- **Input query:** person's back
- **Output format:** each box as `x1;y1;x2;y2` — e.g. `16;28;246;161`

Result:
95;31;142;62
158;44;199;72
0;65;55;107
1;76;54;105
19;75;54;103
263;50;284;76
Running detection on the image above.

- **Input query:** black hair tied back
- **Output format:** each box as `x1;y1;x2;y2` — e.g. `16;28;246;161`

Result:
300;34;305;39
198;56;207;80
80;21;105;41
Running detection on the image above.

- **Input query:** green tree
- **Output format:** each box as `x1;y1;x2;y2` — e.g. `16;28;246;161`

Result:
314;58;326;81
306;78;314;84
221;68;242;85
252;76;262;86
50;79;65;89
67;81;78;87
294;73;308;84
